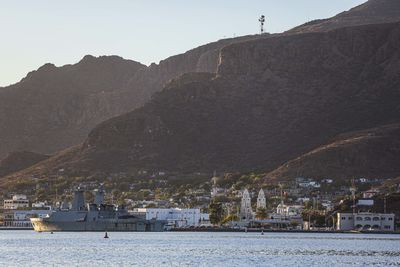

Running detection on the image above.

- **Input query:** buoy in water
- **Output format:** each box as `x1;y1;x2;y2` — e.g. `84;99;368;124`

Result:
261;230;264;235
51;231;54;234
104;232;109;239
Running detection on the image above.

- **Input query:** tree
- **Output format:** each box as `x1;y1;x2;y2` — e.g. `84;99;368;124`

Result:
221;214;238;225
256;208;268;219
209;202;224;225
84;191;94;204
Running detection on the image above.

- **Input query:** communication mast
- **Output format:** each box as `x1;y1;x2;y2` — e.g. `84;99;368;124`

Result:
259;15;266;34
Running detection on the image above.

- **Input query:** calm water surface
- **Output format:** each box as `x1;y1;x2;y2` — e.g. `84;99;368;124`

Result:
0;231;399;266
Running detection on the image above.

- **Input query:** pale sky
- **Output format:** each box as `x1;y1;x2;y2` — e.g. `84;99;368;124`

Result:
0;0;366;87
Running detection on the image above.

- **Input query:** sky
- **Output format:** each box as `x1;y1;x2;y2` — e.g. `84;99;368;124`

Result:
0;0;366;87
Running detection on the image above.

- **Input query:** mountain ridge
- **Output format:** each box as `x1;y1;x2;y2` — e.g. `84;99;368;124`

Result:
288;0;400;34
0;35;262;160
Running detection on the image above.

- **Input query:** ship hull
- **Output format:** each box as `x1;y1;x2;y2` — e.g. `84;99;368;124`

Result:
31;218;164;232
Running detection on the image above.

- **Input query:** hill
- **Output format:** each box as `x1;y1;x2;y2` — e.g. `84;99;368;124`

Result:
288;0;400;33
266;124;400;181
0;55;146;158
0;151;49;178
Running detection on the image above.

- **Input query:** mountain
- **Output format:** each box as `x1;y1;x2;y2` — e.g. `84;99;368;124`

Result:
0;35;260;161
288;0;400;33
3;0;400;189
0;151;49;178
0;55;146;158
74;21;400;174
3;21;400;188
265;124;400;181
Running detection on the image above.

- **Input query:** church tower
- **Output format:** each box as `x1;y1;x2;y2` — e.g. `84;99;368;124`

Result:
256;189;266;210
240;189;253;221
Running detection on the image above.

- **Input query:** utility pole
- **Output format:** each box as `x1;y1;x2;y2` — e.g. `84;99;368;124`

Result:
350;179;356;215
384;194;387;214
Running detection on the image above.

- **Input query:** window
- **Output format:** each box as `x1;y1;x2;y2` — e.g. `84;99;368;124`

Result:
341;217;346;220
384;225;391;229
373;217;380;221
356;217;363;221
388;218;393;221
381;217;386;220
364;217;371;221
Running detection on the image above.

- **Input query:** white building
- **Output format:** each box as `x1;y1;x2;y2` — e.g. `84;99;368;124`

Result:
3;195;29;209
337;212;395;232
32;201;52;210
240;189;253;221
256;189;266;210
298;181;321;188
363;189;380;199
357;199;374;206
276;204;304;216
136;208;209;228
2;209;51;228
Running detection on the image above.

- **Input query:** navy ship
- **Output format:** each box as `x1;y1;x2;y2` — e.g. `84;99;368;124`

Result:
31;189;165;232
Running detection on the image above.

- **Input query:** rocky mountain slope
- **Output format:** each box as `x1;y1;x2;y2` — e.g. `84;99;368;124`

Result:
266;124;400;181
0;55;146;158
78;21;400;174
288;0;400;33
0;36;260;160
0;151;49;178
3;21;400;188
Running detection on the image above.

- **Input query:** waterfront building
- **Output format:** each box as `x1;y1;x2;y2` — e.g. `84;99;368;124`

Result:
356;199;374;207
32;201;52;210
337;212;395;232
256;189;266;210
3;195;29;209
136;208;209;228
276;204;304;216
240;189;253;221
2;209;52;228
265;213;304;229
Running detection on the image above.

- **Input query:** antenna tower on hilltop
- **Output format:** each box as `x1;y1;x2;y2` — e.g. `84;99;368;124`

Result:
259;15;266;34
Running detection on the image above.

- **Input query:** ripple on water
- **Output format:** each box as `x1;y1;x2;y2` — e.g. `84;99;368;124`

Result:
0;231;399;266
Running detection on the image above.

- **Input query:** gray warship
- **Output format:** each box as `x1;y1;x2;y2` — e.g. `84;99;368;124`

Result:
31;188;165;232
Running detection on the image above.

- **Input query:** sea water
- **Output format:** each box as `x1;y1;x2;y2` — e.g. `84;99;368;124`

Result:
0;231;399;266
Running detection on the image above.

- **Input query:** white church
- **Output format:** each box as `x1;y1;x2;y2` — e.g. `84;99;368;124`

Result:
239;189;266;221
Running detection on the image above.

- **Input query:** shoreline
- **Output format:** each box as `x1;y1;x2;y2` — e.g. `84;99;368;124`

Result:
0;227;33;231
169;228;400;234
1;227;398;234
